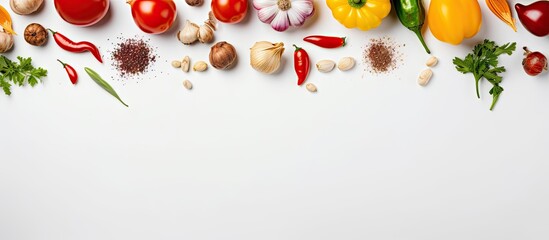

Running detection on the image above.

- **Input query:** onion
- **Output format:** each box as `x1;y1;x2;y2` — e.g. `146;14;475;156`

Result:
523;47;548;76
209;41;237;70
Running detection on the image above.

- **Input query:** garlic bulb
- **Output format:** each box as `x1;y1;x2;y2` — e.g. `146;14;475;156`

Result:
177;20;199;45
10;0;43;15
0;31;14;53
250;41;285;74
177;12;217;45
253;0;314;32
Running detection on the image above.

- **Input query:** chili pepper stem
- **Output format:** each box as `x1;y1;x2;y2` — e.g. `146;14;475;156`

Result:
57;59;66;67
412;28;431;54
47;28;56;35
342;37;347;47
293;44;301;51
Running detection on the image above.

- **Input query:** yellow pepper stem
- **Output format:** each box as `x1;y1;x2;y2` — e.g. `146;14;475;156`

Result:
348;0;366;8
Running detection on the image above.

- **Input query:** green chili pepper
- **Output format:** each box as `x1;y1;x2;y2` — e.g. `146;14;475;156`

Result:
391;0;431;54
84;67;129;107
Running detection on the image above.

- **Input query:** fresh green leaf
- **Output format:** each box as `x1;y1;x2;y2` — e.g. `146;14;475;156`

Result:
27;76;38;87
0;55;47;95
489;85;504;111
31;68;48;79
452;39;516;110
494;42;516;56
0;78;12;95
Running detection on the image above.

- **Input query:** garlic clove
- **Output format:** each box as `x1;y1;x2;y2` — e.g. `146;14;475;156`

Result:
206;11;217;30
0;31;14;53
306;83;317;93
197;24;214;43
316;60;336;73
177;20;199;45
181;56;190;72
418;68;433;86
171;60;182;68
338;57;355;71
426;56;438;67
193;61;208;72
270;10;290;32
183;79;193;90
287;0;315;27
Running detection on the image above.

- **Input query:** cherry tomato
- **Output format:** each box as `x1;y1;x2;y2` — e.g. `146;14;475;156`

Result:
128;0;177;34
211;0;248;24
54;0;109;27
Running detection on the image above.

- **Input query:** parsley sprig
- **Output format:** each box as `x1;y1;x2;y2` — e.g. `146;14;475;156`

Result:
0;56;48;95
453;39;516;111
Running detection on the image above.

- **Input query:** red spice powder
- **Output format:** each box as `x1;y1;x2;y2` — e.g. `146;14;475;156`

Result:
363;37;402;74
110;37;157;78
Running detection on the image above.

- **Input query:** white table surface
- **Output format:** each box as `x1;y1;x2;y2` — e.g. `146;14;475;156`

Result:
1;0;549;239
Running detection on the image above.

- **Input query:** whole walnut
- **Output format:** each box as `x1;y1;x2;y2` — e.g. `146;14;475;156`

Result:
24;23;48;46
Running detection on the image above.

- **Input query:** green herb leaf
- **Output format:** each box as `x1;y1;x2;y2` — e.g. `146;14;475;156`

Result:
489;85;504;111
452;39;516;110
494;42;517;56
0;56;47;95
0;77;12;95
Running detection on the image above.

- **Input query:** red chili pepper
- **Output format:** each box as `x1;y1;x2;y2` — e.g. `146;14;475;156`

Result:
48;29;103;63
57;59;78;84
303;35;346;48
293;44;310;86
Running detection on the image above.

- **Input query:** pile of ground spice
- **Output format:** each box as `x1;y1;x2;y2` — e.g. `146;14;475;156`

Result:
109;37;157;78
363;37;403;74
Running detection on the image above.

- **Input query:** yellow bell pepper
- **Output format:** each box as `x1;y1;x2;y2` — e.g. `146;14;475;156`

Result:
326;0;391;31
428;0;482;45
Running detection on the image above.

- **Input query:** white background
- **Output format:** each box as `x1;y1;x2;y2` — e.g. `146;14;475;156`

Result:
1;0;549;239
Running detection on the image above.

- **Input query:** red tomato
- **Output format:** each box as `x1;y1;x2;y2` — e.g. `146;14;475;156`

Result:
211;0;248;24
129;0;177;34
54;0;109;27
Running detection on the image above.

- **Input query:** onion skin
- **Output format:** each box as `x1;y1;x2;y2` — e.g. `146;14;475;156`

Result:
523;47;548;76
